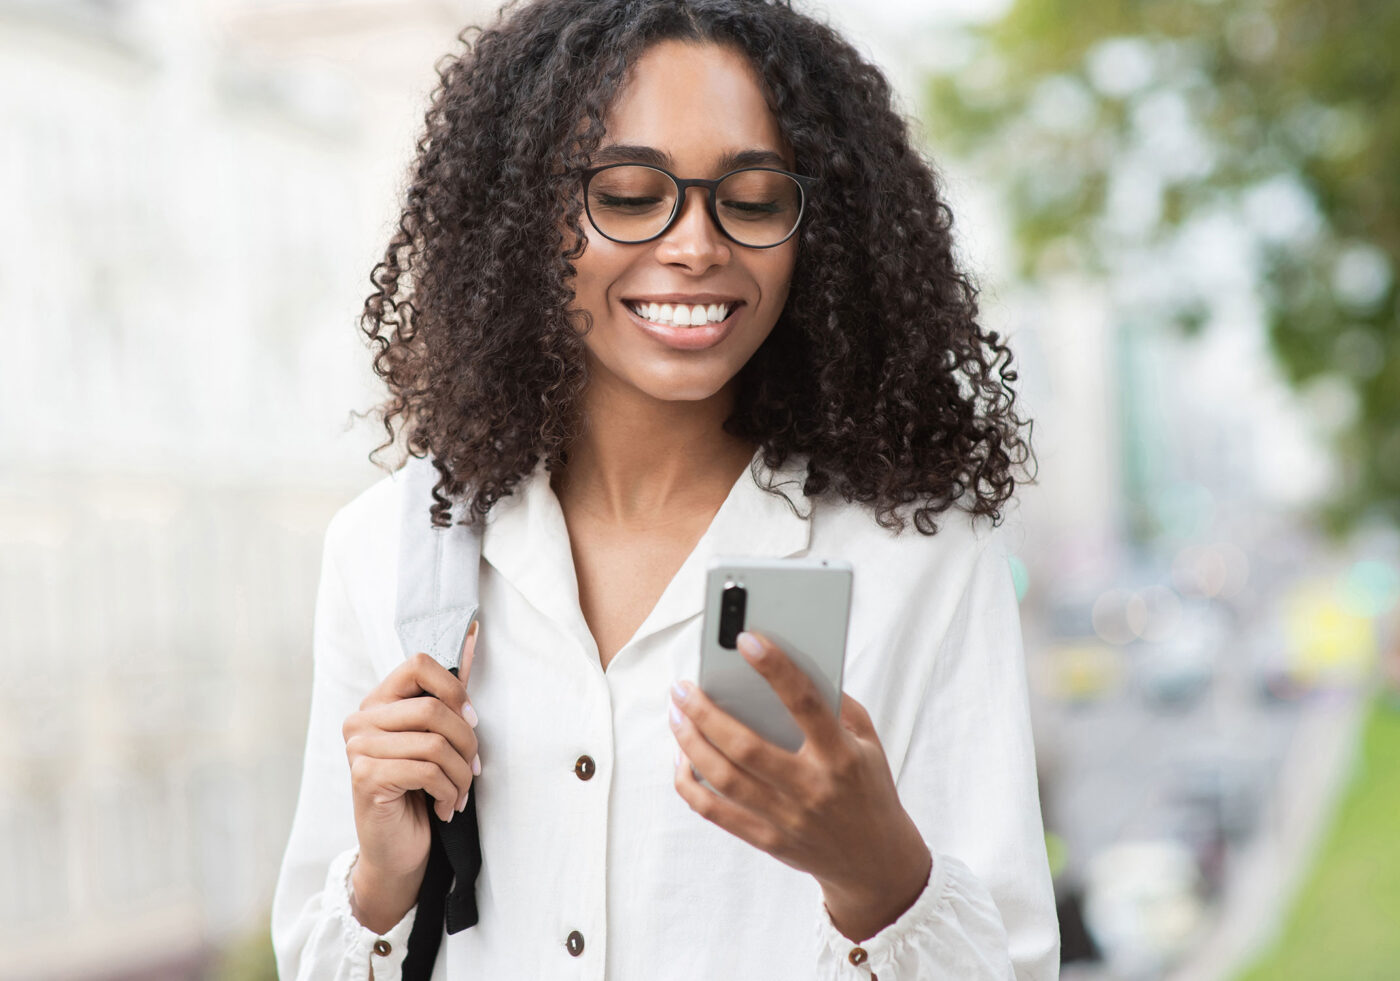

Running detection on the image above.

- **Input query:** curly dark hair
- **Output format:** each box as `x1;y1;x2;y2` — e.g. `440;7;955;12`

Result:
359;0;1033;534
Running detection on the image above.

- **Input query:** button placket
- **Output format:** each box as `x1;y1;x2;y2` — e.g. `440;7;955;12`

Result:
566;669;612;971
568;752;598;962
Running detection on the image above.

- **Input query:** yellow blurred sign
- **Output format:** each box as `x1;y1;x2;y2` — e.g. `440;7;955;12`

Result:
1046;640;1123;701
1284;579;1377;688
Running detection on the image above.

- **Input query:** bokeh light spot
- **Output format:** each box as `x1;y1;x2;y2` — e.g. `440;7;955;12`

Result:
1008;554;1030;601
1341;560;1400;619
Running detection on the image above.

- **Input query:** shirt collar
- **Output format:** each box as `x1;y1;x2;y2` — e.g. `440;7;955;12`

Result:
481;448;812;661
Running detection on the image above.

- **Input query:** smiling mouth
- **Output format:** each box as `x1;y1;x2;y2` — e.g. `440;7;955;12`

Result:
624;300;740;327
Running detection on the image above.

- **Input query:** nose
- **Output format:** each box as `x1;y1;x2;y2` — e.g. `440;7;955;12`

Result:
653;186;730;271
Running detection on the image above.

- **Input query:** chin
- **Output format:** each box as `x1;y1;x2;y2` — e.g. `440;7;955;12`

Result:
583;337;755;404
631;365;737;403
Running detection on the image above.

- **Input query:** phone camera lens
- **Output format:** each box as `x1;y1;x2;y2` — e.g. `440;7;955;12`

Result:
718;583;747;649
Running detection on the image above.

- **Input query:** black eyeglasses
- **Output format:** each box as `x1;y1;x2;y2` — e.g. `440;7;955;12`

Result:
580;162;817;249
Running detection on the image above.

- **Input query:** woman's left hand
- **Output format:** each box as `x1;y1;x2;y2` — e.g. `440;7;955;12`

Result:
669;629;933;941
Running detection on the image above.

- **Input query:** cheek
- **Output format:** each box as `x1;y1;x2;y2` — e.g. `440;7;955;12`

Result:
758;247;798;312
566;235;625;318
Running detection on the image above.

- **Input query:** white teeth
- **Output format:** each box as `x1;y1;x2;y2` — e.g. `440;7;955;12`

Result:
627;301;736;326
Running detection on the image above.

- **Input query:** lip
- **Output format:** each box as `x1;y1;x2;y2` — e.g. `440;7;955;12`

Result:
623;299;743;351
622;293;743;306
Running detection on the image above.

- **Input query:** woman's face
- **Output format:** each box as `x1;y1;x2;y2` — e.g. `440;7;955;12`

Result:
565;40;798;404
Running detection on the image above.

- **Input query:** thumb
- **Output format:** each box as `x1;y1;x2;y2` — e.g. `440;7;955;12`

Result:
838;692;877;740
456;618;480;686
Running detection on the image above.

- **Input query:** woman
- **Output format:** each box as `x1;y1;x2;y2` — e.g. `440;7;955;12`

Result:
272;0;1056;978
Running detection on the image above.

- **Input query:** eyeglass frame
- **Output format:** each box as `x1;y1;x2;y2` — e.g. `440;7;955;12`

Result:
578;162;818;250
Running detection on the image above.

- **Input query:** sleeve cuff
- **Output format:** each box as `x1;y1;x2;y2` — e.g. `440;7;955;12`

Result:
326;846;420;981
817;839;1013;974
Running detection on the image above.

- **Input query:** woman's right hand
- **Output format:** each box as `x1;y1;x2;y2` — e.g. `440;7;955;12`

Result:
342;620;481;880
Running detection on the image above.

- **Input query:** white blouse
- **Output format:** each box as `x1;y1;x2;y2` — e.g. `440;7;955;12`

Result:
271;451;1060;980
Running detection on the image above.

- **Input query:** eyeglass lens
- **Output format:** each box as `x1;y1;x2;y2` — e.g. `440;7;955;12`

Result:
586;166;802;247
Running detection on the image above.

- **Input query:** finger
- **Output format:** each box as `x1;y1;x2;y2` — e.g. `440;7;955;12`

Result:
348;728;475;808
456;618;480;688
735;631;845;756
363;651;467;710
671;681;798;790
353;756;463;822
355;744;470;822
838;691;878;740
669;694;791;815
673;749;785;859
363;694;479;773
451;619;481;728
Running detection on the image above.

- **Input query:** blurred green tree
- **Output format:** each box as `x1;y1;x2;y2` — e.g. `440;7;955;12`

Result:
925;0;1399;531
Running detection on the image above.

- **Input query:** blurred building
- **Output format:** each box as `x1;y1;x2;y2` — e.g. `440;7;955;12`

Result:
0;1;492;977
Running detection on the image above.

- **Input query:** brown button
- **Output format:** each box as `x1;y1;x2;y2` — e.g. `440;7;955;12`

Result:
566;929;585;956
372;939;392;956
574;755;596;780
848;945;868;965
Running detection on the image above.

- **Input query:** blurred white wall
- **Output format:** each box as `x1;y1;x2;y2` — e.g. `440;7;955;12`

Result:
0;1;493;976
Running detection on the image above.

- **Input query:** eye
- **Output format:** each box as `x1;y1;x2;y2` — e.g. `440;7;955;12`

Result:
587;165;674;214
714;170;802;224
720;198;783;218
595;194;668;212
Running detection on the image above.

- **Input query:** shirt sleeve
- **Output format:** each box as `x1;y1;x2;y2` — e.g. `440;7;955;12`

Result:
813;529;1061;980
270;508;423;981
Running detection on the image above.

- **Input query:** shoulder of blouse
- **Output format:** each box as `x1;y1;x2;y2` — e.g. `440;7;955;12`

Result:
321;468;404;585
809;490;1019;591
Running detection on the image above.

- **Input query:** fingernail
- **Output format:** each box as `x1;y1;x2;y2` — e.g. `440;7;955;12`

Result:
737;631;763;660
462;702;478;727
472;753;482;776
671;680;687;702
669;701;683;727
457;790;468;812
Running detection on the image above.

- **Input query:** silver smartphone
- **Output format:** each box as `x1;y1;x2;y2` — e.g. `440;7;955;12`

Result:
697;556;854;772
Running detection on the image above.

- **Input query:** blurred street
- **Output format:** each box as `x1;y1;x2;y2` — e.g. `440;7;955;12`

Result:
1037;616;1368;981
1021;523;1392;980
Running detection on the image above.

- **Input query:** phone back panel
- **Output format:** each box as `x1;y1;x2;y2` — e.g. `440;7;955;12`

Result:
699;557;853;753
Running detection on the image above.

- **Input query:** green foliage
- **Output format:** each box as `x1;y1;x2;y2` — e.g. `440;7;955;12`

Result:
925;0;1400;530
1233;695;1400;980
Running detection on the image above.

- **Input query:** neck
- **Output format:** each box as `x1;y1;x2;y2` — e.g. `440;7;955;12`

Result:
553;365;758;524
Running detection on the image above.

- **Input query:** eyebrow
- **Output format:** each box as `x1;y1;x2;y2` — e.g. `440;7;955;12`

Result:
589;143;791;172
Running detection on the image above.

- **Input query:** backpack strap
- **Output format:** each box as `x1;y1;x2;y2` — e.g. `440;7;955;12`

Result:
393;455;484;981
395;454;481;675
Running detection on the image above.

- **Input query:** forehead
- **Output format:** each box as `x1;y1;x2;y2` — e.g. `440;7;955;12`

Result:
600;40;791;171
